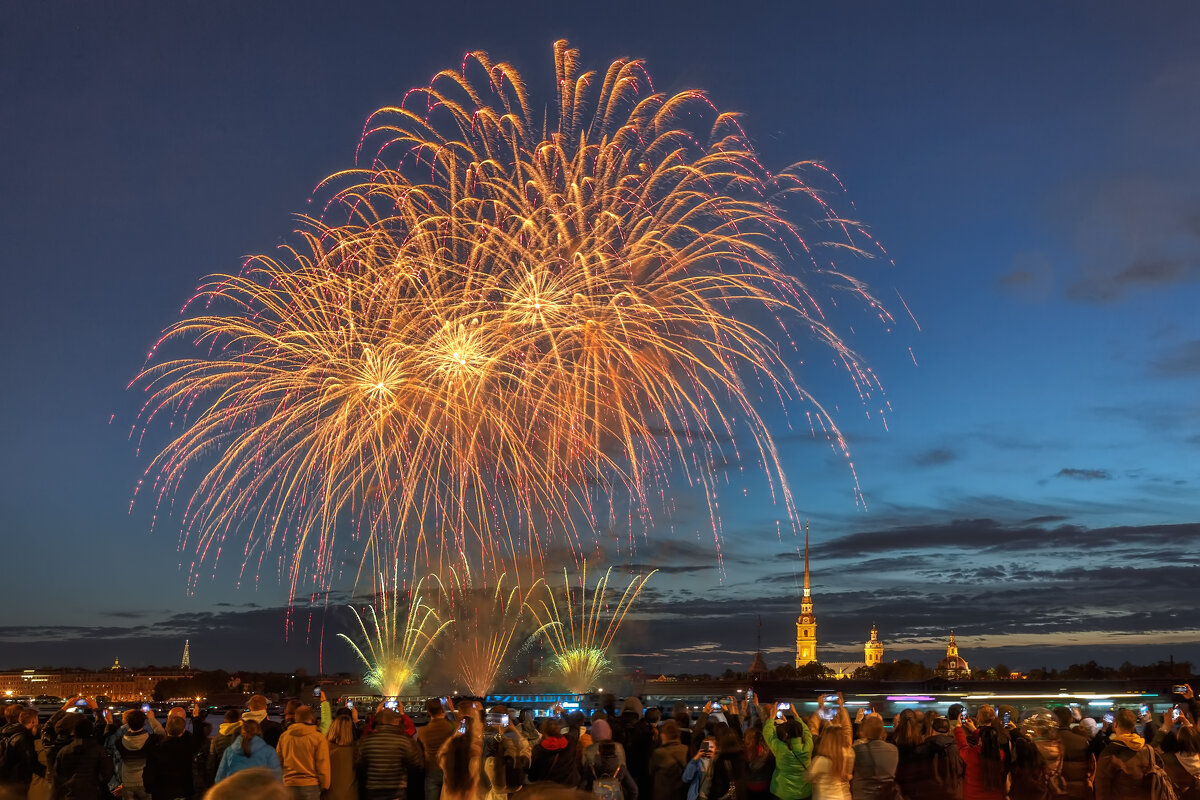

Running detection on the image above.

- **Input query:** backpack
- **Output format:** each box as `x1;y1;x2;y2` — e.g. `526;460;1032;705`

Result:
1147;748;1181;800
0;730;21;782
593;765;623;800
930;738;963;795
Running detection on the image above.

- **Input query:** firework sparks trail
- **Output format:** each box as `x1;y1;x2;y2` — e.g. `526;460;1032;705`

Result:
337;561;450;697
525;562;657;693
133;40;891;593
432;564;553;696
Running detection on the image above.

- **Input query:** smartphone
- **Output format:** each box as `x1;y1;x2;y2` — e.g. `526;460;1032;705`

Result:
1104;712;1114;724
485;712;509;727
75;699;88;707
1139;704;1150;718
823;694;840;703
1173;685;1189;695
1173;706;1183;721
385;700;398;709
1002;711;1011;725
141;703;150;712
345;700;354;709
777;702;791;711
313;687;321;698
457;718;469;735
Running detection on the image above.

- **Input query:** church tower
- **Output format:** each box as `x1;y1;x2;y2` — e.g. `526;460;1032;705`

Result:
795;522;817;666
864;624;884;666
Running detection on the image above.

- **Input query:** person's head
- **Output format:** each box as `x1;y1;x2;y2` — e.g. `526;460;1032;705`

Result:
168;706;187;721
645;708;661;725
247;695;268;713
1052;707;1073;728
18;708;38;733
284;699;300;719
204;766;289;800
859;714;885;741
223;709;240;724
1175;726;1200;755
374;708;398;727
166;716;187;737
427;698;445;718
539;719;561;739
567;710;586;729
294;705;314;726
1113;708;1137;734
125;709;147;732
241;719;262;757
977;705;996;726
659;720;680;744
930;716;950;735
591;719;612;742
74;716;94;739
892;714;922;747
743;726;761;750
1077;718;1099;739
440;730;481;797
327;715;355;747
813;724;851;778
716;731;740;757
3;705;23;725
622;697;644;717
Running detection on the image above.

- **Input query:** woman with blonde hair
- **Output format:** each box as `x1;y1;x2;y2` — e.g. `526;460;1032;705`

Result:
807;723;852;800
323;714;357;800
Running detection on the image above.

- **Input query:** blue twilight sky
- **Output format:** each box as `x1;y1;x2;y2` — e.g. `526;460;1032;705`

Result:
1;1;1198;677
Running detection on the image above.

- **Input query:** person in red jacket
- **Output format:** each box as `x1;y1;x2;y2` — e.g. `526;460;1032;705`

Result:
954;716;1007;800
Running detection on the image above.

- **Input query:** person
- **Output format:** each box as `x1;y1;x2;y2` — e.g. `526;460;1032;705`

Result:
324;713;359;800
910;715;962;800
204;765;290;800
742;726;774;800
1008;710;1064;800
807;722;852;800
682;735;715;800
1051;707;1094;800
649;720;689;800
215;719;282;782
1094;707;1158;800
245;695;285;748
277;705;331;799
0;705;45;795
614;698;654;800
584;719;636;800
145;714;202;800
954;715;1007;800
850;715;899;800
208;710;243;786
483;734;527;800
1158;718;1200;799
529;719;579;787
890;712;924;798
438;721;482;800
355;706;424;800
418;699;455;800
761;705;812;800
51;714;114;800
111;709;160;800
708;730;747;800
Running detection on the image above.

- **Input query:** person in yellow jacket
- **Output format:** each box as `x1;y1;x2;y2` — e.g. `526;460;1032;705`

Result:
277;705;331;799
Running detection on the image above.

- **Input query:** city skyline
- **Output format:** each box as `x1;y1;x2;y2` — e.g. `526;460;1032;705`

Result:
2;1;1198;674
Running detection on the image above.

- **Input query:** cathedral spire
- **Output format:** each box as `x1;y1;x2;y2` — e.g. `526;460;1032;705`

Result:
803;520;811;598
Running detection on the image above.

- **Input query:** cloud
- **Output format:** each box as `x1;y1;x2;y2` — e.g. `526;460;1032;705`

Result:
1056;468;1111;481
998;251;1055;303
913;447;957;467
1152;340;1200;377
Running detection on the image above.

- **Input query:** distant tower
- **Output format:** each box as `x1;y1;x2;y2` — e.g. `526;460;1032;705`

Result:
936;630;971;679
181;639;191;670
865;624;884;666
111;657;121;670
795;521;817;667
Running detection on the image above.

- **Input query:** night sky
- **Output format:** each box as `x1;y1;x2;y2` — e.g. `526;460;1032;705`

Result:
3;1;1198;676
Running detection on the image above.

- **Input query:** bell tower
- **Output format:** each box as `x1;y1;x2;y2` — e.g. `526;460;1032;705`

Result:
865;624;884;666
795;521;817;667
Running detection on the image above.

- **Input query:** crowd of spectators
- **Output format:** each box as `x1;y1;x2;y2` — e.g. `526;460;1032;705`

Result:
0;684;1196;800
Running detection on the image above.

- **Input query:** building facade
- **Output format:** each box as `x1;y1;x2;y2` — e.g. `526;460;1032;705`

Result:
0;664;191;702
936;631;971;679
865;624;884;666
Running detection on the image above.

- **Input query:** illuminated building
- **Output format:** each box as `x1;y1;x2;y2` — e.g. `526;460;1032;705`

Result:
795;522;817;667
865;624;884;666
936;631;971;679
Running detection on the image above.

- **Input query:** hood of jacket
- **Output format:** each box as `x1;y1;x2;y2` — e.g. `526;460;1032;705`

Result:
234;734;270;755
122;729;151;751
1111;732;1145;751
540;735;569;751
280;722;323;744
218;721;243;736
241;709;268;724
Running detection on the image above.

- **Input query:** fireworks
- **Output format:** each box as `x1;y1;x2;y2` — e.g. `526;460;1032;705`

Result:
337;573;450;697
134;39;888;595
526;563;657;693
436;566;552;696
